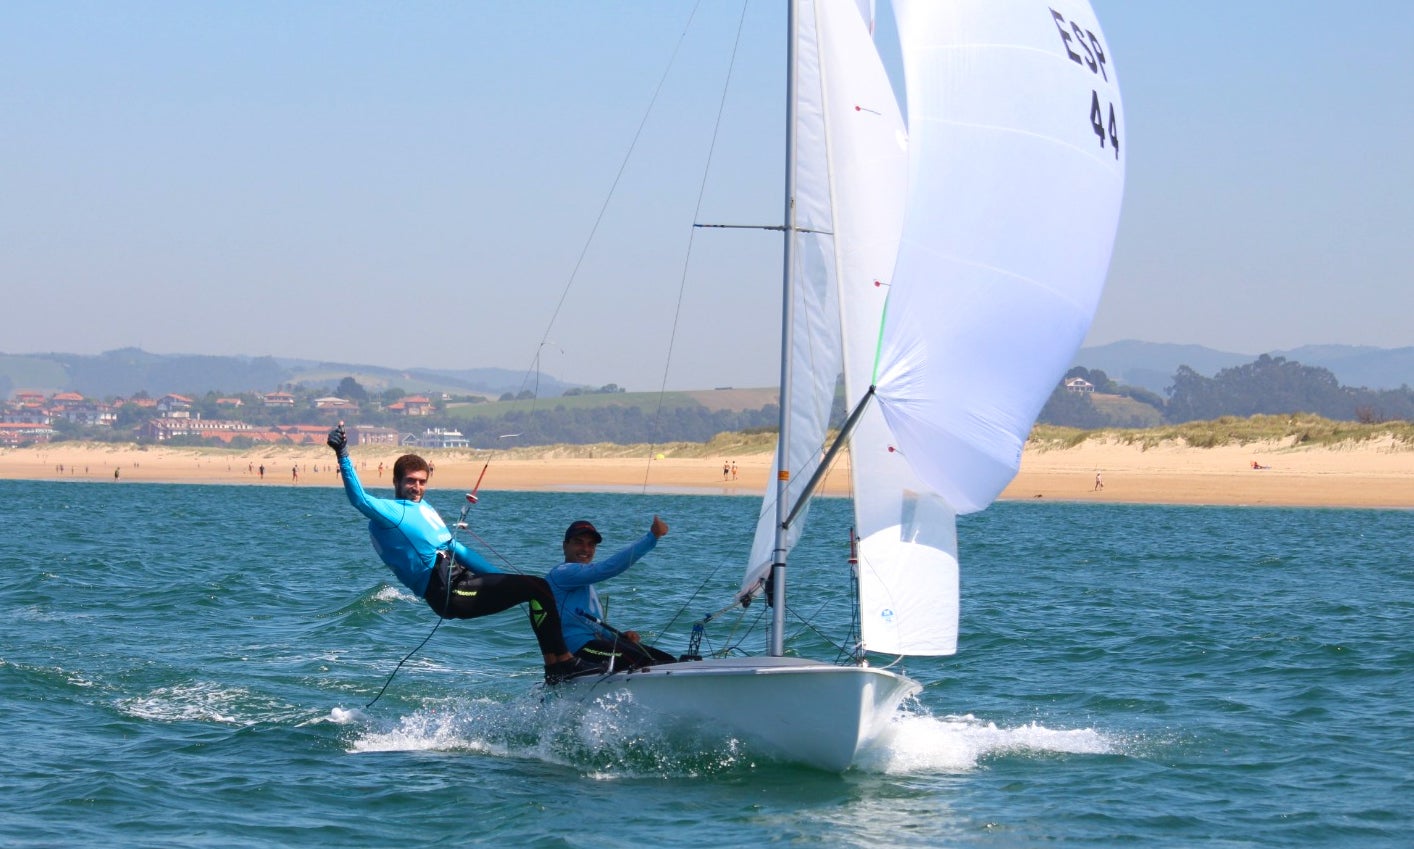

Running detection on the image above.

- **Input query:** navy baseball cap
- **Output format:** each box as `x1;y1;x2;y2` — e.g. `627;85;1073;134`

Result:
563;520;603;543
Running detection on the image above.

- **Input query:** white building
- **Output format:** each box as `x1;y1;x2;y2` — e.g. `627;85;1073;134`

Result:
420;428;470;449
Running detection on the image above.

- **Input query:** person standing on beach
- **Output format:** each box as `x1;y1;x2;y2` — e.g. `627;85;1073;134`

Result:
545;517;677;671
326;424;601;684
1094;471;1103;491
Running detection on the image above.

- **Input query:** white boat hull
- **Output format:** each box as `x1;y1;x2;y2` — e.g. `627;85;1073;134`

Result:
549;656;921;771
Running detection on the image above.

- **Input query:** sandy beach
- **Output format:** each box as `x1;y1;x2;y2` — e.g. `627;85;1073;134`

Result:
4;435;1411;509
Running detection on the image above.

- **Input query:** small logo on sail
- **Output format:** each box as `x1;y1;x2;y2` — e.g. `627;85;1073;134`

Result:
879;608;895;623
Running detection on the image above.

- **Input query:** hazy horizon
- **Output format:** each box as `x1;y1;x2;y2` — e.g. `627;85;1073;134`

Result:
5;2;1410;389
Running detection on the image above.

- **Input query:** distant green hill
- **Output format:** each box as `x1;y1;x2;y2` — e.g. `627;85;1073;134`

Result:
0;355;69;393
1076;340;1414;393
0;348;580;400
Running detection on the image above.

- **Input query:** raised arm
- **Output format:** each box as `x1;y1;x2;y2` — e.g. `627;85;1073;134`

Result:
328;423;401;528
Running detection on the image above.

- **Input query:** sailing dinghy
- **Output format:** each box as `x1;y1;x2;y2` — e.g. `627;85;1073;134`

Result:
551;0;1125;772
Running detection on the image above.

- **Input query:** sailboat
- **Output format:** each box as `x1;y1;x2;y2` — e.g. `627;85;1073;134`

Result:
551;0;1125;772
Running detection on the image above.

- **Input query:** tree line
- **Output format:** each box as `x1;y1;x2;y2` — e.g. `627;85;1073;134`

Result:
455;403;780;447
1040;354;1414;428
37;354;1413;448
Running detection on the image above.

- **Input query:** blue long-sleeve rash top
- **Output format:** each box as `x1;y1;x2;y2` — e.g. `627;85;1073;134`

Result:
545;532;657;653
337;455;501;597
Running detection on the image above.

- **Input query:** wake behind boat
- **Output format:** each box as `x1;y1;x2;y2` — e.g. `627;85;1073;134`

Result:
545;0;1124;771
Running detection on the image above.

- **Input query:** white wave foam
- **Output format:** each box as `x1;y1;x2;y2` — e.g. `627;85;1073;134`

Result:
856;712;1115;774
324;706;365;725
118;681;251;725
373;585;412;603
344;691;1114;777
348;699;511;758
344;691;730;775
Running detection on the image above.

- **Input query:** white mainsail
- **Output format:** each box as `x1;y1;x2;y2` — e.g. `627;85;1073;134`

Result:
742;0;844;594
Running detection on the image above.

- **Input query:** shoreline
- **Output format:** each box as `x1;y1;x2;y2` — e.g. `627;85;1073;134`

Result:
3;438;1411;510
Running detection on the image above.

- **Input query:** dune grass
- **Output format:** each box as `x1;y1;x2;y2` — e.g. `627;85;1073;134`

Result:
1030;414;1414;452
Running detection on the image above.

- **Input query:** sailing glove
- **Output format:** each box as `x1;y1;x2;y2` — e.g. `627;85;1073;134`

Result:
326;424;348;458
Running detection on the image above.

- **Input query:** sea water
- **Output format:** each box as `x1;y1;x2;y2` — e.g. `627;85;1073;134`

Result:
2;479;1410;847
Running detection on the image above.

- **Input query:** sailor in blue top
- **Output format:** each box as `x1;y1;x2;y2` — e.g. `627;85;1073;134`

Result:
545;516;677;671
327;424;601;684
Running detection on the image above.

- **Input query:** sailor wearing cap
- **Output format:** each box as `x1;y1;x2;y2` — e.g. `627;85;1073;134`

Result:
545;515;678;670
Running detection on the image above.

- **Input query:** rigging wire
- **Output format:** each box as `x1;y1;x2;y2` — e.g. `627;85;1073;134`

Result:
480;2;721;501
364;618;444;710
640;0;754;493
517;0;709;422
491;1;758;651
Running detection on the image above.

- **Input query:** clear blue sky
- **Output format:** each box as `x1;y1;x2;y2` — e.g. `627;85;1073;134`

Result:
4;2;1411;391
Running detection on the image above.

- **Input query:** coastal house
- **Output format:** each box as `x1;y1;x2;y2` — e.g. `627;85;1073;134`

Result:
0;422;57;446
4;401;50;424
351;425;400;446
261;392;295;407
138;418;332;444
50;391;86;410
387;395;432;416
312;396;358;412
157;394;195;418
142;418;253;441
1064;377;1095;393
11;391;49;411
420;428;469;449
62;402;118;427
275;424;331;444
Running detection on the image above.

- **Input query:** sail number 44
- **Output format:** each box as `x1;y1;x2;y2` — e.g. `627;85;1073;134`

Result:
1089;92;1119;160
1049;7;1120;161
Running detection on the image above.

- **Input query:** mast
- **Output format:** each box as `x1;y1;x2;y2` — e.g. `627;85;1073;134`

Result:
769;0;801;657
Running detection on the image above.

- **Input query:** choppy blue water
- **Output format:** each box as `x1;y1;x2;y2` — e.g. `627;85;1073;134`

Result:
2;479;1411;847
